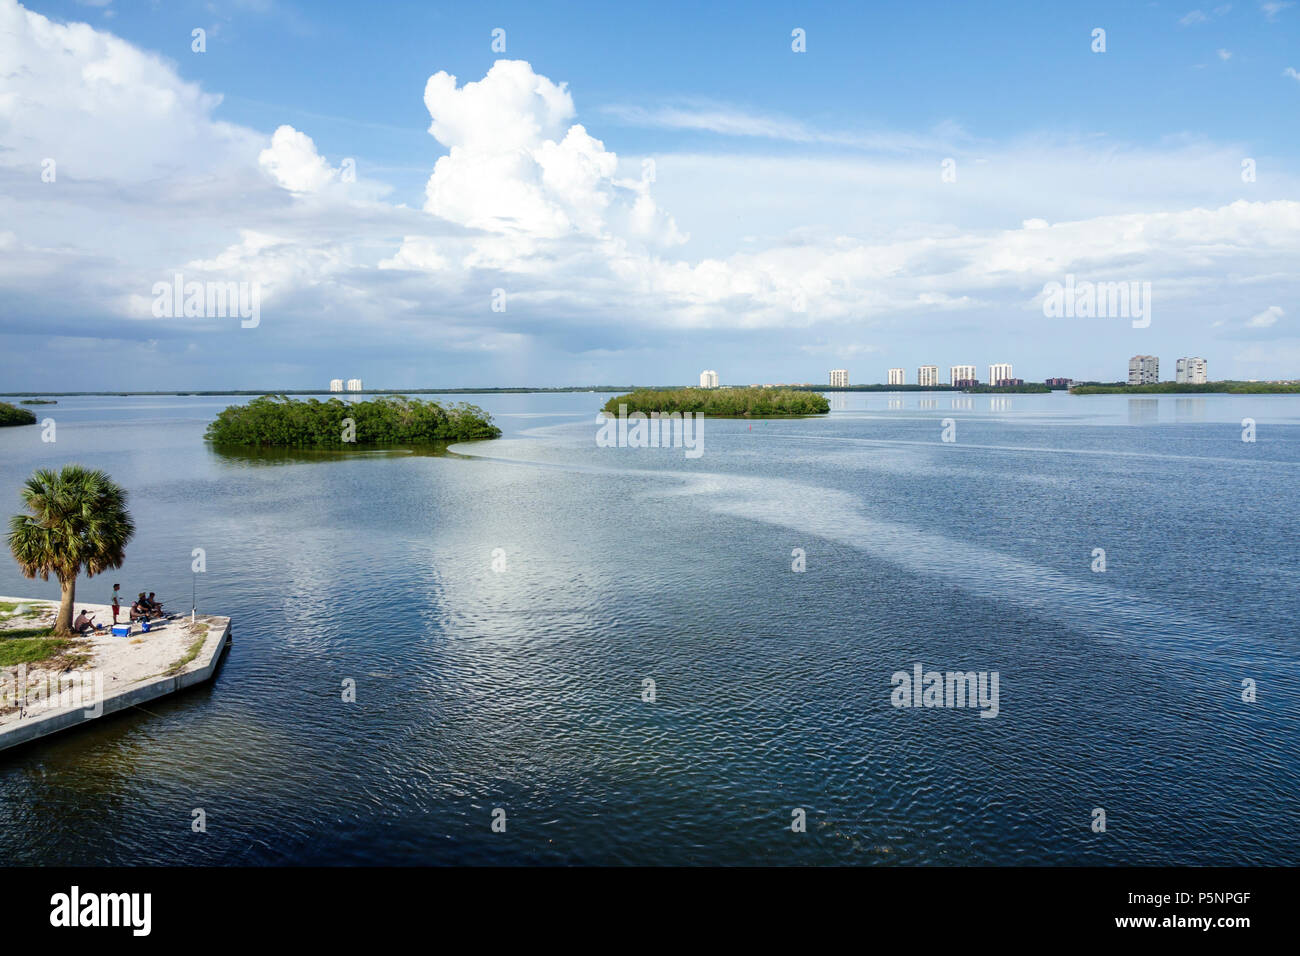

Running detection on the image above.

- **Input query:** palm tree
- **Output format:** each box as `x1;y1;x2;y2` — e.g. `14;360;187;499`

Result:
8;466;135;636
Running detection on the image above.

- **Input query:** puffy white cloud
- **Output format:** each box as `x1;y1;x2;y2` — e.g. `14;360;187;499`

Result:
258;125;338;193
413;60;684;245
0;0;259;181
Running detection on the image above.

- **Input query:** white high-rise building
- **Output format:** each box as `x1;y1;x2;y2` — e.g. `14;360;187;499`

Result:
699;369;719;388
950;364;977;386
1175;357;1207;384
829;369;849;387
917;365;939;387
887;368;905;386
1128;355;1159;385
989;363;1014;386
346;378;363;392
329;379;344;393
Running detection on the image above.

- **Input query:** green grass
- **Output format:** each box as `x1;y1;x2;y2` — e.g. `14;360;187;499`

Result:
164;627;210;676
602;387;830;417
0;627;70;667
0;601;49;619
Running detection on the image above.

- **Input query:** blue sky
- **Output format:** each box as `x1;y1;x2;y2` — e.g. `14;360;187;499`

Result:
1;0;1299;387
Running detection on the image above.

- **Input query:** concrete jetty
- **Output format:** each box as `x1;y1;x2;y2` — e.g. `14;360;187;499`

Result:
0;596;231;753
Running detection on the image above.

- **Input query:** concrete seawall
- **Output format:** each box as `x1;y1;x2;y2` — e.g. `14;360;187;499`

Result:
0;602;231;753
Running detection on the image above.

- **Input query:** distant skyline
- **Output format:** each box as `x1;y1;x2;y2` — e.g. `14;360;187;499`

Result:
2;0;1299;388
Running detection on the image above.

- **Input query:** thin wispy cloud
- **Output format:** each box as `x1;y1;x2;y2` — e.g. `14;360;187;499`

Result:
1262;1;1294;20
1181;5;1233;23
599;102;964;154
1248;305;1284;327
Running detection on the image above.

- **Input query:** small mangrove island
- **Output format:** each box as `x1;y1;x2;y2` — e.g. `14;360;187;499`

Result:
965;383;1051;394
19;399;56;405
205;394;502;446
603;387;830;417
0;402;37;428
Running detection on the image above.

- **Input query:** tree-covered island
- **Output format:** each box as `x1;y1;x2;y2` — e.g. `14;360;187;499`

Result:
205;395;501;446
0;402;38;427
602;387;830;417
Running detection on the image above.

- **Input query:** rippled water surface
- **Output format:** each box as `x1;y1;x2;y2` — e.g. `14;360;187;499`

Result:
1;391;1297;865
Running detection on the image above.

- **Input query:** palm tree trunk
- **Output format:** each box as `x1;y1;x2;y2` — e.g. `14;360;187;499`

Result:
52;576;76;636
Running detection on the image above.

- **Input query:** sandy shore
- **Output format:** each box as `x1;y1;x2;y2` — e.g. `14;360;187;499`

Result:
0;596;229;728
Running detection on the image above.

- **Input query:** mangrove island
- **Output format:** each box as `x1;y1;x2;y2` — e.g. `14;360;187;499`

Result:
205;395;502;447
0;403;37;428
603;387;830;417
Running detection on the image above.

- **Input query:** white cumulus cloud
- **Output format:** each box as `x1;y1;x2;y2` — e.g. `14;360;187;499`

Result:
412;60;684;246
258;125;339;193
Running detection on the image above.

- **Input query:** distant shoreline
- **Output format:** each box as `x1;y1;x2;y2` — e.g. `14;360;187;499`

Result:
0;387;636;397
1069;381;1300;395
3;382;1300;398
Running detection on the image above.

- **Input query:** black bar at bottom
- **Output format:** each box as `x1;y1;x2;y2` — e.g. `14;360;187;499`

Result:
0;865;1278;942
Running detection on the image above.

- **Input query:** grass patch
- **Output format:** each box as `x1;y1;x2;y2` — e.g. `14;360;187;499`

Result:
0;602;49;620
164;628;209;676
0;634;71;667
0;624;82;667
1;626;55;640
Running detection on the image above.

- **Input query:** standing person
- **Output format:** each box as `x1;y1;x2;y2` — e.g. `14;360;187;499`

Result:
111;583;121;623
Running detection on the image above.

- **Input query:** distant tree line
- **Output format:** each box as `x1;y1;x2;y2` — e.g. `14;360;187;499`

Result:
799;384;958;392
964;383;1051;393
1071;381;1300;395
603;387;830;416
204;395;501;446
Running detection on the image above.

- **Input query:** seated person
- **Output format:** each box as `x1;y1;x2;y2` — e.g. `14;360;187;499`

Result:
130;594;151;620
146;592;166;616
73;610;98;633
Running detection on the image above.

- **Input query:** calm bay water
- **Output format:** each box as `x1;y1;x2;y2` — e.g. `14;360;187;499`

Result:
0;391;1297;865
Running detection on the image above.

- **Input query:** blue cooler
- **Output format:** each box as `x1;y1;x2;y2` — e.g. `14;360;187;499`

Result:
140;619;152;633
111;624;130;637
